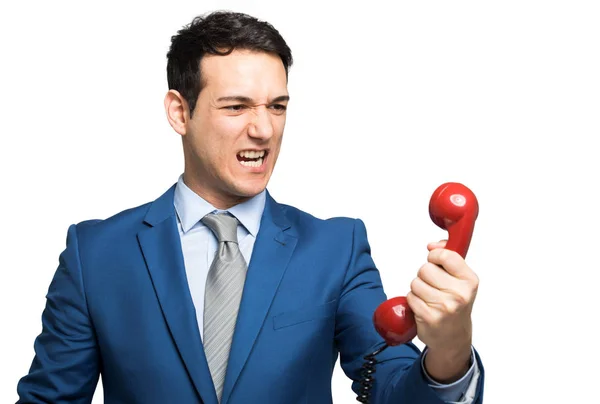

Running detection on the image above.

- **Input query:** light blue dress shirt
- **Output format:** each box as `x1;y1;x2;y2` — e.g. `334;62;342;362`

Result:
173;175;479;403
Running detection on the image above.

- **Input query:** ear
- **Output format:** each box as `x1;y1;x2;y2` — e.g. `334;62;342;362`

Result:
164;89;191;136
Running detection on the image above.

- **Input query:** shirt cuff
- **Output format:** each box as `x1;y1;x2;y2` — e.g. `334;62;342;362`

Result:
421;346;477;403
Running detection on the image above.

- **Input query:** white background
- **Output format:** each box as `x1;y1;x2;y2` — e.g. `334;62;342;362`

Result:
1;1;598;402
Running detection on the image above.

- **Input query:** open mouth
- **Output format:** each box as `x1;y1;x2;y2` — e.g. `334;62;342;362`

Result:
236;150;267;167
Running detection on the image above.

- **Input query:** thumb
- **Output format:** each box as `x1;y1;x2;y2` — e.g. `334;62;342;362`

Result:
427;240;447;251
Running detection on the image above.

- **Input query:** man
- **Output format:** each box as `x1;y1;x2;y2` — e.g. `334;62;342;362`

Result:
17;11;484;404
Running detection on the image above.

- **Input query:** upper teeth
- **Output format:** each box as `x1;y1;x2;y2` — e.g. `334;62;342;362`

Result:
238;150;265;158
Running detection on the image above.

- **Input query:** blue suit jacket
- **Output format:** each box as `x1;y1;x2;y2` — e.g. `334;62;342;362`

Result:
17;185;484;403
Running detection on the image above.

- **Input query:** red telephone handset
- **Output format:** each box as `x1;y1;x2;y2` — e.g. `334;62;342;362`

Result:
372;182;479;346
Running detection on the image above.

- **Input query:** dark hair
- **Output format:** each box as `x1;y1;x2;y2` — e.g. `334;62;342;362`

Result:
166;11;293;116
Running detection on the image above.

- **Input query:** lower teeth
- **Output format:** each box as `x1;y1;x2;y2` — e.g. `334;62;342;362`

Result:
240;158;263;167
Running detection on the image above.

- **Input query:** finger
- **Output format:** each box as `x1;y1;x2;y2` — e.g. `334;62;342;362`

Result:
428;248;475;280
406;291;433;324
427;240;447;251
417;262;460;292
410;276;446;305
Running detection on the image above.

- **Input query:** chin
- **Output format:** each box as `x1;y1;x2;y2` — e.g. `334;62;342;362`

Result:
230;181;268;199
236;186;267;198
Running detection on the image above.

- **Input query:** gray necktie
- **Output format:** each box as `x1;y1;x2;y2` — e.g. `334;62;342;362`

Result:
201;213;248;402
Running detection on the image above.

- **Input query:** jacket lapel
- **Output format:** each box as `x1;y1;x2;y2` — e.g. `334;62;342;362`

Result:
137;185;218;404
220;192;298;404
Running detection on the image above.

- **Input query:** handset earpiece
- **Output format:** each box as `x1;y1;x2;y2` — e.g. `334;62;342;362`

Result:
429;182;479;258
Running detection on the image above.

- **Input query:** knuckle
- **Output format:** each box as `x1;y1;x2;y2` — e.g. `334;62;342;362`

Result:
418;264;431;279
438;248;450;262
464;274;479;294
472;272;480;288
427;249;437;262
441;299;456;314
454;293;469;308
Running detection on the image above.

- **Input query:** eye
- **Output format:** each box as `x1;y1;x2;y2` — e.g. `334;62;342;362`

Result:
224;105;247;111
269;104;287;113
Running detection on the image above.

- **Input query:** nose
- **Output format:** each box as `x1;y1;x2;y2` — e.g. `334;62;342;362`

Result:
248;106;274;140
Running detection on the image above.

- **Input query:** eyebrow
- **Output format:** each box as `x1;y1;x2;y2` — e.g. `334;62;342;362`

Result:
216;95;290;104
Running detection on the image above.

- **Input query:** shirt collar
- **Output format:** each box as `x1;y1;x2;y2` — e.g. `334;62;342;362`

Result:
173;174;266;236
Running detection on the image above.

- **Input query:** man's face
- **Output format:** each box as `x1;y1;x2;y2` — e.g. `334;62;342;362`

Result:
182;49;289;208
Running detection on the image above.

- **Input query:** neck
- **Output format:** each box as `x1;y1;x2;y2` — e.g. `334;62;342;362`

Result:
182;172;250;210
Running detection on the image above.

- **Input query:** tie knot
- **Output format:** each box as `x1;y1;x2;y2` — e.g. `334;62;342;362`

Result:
201;213;239;243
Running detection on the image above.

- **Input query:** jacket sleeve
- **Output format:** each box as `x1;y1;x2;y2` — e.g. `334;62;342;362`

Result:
17;224;100;403
334;219;484;404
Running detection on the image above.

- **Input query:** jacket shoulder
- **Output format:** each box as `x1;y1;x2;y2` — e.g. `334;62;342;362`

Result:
72;200;154;241
276;201;362;233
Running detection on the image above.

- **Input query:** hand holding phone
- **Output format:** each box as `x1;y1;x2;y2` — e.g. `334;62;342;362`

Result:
373;183;479;346
358;182;479;403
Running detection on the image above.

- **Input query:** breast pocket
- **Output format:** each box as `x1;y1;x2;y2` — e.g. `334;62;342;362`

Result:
273;299;338;330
